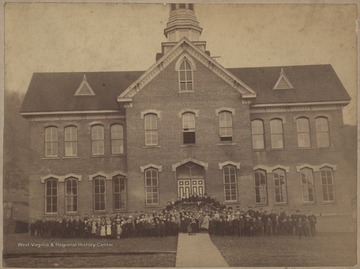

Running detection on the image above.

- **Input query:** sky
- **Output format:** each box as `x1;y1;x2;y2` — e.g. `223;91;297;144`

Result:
4;2;357;125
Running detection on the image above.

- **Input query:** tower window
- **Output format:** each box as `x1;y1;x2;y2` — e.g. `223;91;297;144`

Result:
179;59;194;92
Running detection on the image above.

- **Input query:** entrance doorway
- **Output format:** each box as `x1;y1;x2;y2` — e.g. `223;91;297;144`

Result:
176;162;205;199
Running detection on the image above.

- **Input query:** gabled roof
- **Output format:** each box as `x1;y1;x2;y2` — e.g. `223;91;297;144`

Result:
228;64;351;105
118;37;257;103
20;71;144;114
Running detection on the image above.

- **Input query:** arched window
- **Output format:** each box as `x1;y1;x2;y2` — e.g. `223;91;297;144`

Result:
219;111;233;142
316;117;330;147
179;59;193;92
91;125;104;155
111;124;124;154
270;119;284;149
65;177;78;213
45;126;58;157
93;176;106;211
223;165;237;202
145;168;159;205
182;112;196;144
251;120;265;149
254;169;268;204
300;168;315;202
273;169;287;203
45;178;58;213
113;175;126;210
144;114;158;146
64;126;77;157
320;167;335;202
296;117;310;148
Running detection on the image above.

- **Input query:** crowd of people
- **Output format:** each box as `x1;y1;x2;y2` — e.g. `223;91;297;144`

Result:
29;203;317;240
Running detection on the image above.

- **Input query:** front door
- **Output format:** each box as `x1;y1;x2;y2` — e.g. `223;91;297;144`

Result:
176;162;205;199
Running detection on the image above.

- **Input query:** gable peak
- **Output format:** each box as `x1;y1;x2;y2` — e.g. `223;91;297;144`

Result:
74;74;95;96
273;68;294;90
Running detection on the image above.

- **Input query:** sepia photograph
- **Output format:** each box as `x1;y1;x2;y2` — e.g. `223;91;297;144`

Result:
2;1;358;267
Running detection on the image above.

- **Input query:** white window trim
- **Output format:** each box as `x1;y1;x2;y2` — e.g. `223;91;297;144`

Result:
253;165;290;174
218;161;240;170
141;109;162;119
178;109;200;118
215;108;235;116
222;165;238;203
175;54;197;71
172;158;208;172
140;164;163;173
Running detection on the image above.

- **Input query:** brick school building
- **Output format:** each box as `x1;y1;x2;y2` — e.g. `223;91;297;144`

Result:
20;4;354;229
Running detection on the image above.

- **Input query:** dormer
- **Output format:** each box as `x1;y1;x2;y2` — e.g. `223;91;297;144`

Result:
273;68;294;90
74;74;95;96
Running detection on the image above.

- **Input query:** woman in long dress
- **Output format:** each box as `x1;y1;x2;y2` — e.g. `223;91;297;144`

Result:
201;213;210;231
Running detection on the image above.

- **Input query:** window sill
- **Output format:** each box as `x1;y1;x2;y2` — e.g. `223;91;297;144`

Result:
42;157;60;160
297;147;312;150
144;205;160;208
269;148;286;151
91;155;107;158
218;142;236;146
142;145;161;149
178;91;195;94
274;203;288;206
110;154;126;156
65;212;79;215
44;212;59;215
62;156;79;159
252;149;266;152
224;201;238;204
181;144;198;147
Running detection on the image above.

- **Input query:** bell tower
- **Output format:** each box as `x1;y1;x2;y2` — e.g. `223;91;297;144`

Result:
164;3;202;42
157;3;208;59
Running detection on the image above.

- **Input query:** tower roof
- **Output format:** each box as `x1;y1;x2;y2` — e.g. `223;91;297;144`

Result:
164;3;202;42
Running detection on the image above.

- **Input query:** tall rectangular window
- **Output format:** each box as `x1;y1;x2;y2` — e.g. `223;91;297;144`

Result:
93;176;106;211
91;125;104;155
251;120;265;149
219;111;233;142
223;165;237;202
65;178;78;213
182;112;196;144
144;114;158;146
45;127;58;157
45;178;58;213
113;175;126;210
273;169;287;203
321;167;335;202
145;168;159;205
270;119;284;149
64;126;77;157
316;117;330;147
296;118;311;148
254;170;268;204
300;168;315;202
111;124;124;154
179;59;193;92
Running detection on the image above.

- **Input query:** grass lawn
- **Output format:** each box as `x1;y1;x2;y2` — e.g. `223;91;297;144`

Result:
211;232;357;267
3;233;178;267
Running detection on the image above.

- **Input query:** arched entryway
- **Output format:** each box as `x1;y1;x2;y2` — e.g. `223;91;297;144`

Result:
176;162;205;199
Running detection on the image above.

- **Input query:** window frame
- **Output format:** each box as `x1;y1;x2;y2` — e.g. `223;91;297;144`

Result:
300;167;315;203
251;119;265;150
296;117;311;148
144;114;159;146
273;169;288;204
320;167;335;202
182;112;196;144
145;168;159;206
45;126;58;157
316;117;330;147
64;126;78;157
178;58;194;92
254;169;268;205
93;176;106;211
111;124;124;154
270;119;284;149
45;178;58;214
65;177;78;213
113;175;126;211
219;111;233;142
91;125;105;156
223;165;238;202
